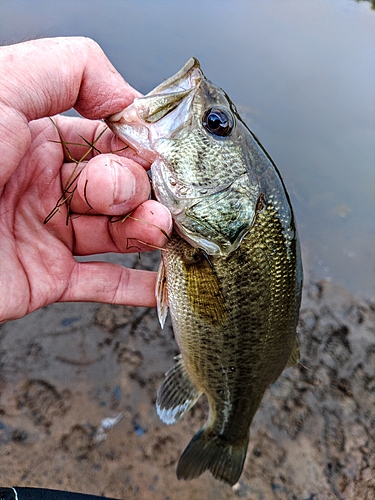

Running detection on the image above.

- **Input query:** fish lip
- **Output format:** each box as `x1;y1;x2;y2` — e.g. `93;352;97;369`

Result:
107;57;203;126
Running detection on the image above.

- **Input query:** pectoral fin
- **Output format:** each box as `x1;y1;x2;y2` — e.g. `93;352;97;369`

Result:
182;248;227;326
156;357;202;425
156;259;168;328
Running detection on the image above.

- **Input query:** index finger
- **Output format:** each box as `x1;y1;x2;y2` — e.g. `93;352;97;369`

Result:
1;36;137;121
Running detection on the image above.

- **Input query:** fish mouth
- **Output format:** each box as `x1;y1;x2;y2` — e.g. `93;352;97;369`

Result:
105;58;203;162
147;57;202;97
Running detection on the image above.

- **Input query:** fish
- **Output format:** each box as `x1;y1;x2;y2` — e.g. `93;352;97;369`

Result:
106;58;303;486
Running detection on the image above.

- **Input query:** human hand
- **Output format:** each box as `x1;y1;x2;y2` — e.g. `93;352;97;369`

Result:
0;37;172;322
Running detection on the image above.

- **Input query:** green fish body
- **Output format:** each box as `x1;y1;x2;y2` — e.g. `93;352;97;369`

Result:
106;58;302;486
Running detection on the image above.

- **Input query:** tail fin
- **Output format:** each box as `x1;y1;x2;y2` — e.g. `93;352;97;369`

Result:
176;429;249;486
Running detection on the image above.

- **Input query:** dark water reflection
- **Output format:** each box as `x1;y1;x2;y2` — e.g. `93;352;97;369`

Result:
1;0;374;298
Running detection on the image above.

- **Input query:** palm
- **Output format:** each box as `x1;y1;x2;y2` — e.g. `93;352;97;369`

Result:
0;116;170;322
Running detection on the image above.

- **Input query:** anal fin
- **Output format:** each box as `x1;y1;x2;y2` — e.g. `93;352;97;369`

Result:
156;357;202;425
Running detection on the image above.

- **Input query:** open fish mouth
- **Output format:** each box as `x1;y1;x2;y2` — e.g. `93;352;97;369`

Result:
106;58;203;163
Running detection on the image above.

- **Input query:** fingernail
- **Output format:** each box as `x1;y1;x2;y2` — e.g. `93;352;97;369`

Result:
112;160;136;205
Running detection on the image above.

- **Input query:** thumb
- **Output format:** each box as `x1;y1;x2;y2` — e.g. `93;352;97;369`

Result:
63;154;152;216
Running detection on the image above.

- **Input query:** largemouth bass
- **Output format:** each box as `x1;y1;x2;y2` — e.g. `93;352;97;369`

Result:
106;58;302;486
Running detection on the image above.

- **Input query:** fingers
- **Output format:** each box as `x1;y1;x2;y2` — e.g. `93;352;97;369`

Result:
57;197;171;308
58;152;172;254
59;262;159;308
60;197;171;305
61;154;151;216
71;200;172;255
109;199;172;253
79;155;149;215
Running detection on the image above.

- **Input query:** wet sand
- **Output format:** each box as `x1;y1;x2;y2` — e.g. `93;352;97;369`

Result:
0;251;374;499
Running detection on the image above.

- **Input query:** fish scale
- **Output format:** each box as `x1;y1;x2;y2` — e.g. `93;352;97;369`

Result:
106;57;302;485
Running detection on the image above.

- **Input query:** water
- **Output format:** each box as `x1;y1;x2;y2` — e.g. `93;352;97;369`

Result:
1;0;374;298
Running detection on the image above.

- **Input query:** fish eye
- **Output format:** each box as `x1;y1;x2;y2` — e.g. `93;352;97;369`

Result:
202;107;233;137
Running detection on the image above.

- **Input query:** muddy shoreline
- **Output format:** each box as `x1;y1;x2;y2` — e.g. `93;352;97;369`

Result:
0;250;374;499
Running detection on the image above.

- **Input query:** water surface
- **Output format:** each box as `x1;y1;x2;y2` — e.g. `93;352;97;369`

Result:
1;0;374;297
